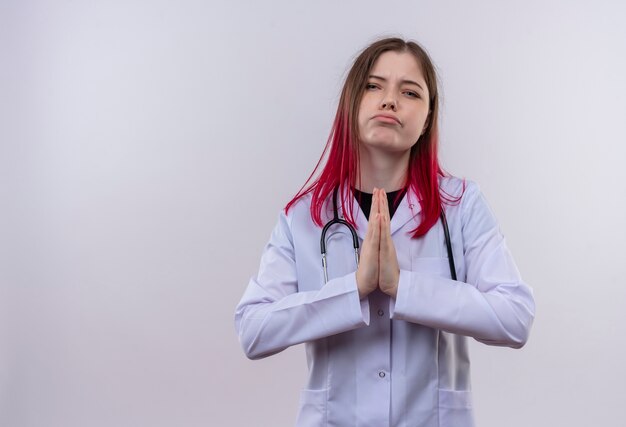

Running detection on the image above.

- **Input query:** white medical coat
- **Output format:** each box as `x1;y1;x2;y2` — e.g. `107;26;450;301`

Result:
235;177;535;427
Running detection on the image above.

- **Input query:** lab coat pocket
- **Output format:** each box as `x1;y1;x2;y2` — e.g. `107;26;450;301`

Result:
438;389;474;427
295;388;328;427
412;257;451;278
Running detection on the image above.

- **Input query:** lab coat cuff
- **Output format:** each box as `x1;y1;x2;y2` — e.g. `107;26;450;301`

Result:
389;269;411;319
346;272;370;325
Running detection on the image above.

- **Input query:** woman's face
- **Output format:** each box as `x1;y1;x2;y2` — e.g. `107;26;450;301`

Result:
357;51;430;154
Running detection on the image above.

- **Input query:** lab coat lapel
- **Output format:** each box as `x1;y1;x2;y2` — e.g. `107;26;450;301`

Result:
390;190;421;235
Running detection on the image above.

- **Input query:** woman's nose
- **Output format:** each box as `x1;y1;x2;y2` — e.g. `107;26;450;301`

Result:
381;95;397;111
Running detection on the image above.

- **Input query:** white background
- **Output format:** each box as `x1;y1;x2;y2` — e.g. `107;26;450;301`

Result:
2;1;625;426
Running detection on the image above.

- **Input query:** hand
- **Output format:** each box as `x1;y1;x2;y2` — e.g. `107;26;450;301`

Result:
355;189;400;299
377;189;399;298
355;188;381;299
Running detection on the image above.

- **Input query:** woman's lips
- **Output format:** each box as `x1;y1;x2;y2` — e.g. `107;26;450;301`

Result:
372;114;401;125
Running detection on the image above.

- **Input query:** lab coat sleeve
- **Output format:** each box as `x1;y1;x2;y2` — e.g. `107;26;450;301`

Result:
391;183;535;348
235;211;370;360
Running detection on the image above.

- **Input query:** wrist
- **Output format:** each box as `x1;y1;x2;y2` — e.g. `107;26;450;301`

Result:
382;284;397;299
380;273;399;299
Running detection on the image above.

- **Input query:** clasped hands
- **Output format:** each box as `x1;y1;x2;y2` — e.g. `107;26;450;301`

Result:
356;188;400;299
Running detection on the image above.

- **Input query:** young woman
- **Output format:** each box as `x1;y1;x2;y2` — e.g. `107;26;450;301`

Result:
235;37;535;427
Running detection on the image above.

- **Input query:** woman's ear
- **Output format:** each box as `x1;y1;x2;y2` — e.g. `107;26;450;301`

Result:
421;112;431;135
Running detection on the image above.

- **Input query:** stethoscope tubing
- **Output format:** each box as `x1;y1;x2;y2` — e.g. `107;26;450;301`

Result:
320;187;360;284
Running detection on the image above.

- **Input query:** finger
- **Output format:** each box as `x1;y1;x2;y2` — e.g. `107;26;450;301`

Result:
371;212;381;247
371;188;380;217
364;188;378;239
381;189;390;220
379;209;390;249
377;190;387;239
364;210;375;239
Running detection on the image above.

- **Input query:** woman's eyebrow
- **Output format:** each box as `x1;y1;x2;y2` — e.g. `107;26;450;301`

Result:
369;74;424;91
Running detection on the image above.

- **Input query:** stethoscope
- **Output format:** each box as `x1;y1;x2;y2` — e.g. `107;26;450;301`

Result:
320;187;457;284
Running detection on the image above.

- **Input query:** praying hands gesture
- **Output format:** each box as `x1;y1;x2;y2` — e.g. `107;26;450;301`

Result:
356;188;400;299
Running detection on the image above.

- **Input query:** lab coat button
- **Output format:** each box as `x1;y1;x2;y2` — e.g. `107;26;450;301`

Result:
377;309;384;316
378;371;386;378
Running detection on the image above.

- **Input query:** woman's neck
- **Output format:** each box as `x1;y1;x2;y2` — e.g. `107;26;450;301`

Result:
356;146;410;193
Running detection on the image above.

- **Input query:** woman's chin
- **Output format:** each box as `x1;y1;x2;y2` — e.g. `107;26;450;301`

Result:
362;139;410;154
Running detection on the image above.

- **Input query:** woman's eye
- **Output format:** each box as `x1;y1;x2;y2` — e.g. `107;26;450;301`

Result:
404;91;419;98
366;83;378;90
